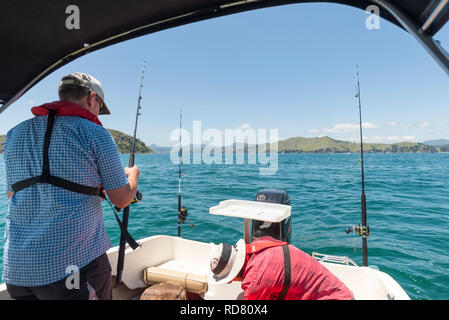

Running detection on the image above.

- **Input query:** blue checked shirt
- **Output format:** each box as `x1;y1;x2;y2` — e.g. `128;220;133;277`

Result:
2;115;128;286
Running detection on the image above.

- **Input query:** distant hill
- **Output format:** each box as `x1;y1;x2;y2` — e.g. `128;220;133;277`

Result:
150;144;172;153
423;139;449;147
0;130;153;154
2;133;447;154
273;136;439;153
147;139;439;154
130;138;447;154
150;144;250;153
107;129;153;154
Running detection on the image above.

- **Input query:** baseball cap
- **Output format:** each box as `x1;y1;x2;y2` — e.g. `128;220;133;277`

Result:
209;239;246;285
59;72;111;115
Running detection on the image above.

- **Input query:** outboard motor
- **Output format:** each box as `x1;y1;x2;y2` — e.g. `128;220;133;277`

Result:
251;189;292;243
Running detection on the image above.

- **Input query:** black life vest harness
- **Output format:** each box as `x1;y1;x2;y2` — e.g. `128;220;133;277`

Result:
11;109;102;196
10;108;139;250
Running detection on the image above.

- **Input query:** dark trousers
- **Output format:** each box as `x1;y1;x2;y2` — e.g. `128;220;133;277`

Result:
6;253;113;300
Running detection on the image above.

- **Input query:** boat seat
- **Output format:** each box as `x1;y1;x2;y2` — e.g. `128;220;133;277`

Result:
143;266;208;294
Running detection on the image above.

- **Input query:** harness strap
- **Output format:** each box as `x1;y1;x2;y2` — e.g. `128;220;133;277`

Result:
11;109;101;196
10;109;139;250
277;245;291;300
245;240;291;299
41;109;56;181
112;208;140;250
12;175;103;196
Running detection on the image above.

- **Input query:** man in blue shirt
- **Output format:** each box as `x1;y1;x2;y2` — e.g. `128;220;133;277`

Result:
3;73;140;300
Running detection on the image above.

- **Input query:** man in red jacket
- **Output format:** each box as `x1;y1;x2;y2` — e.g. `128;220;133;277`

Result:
209;236;354;300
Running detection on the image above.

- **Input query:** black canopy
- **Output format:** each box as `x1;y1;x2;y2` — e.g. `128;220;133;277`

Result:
1;0;448;113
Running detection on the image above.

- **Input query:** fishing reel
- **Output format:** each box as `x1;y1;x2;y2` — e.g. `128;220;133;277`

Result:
114;190;142;212
179;206;188;222
345;223;370;237
131;190;143;204
179;206;194;228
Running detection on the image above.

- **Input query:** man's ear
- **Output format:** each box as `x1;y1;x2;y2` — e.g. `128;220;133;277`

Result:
86;92;95;108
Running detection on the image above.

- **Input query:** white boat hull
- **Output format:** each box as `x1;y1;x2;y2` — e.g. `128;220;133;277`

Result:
0;235;410;300
109;235;410;300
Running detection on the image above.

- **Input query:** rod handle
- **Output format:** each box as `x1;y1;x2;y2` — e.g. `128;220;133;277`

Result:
128;153;135;167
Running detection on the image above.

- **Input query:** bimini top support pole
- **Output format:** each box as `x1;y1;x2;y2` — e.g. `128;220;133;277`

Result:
373;0;449;76
420;0;449;33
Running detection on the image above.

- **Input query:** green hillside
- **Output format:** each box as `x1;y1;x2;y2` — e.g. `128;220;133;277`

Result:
107;129;153;154
274;136;439;153
0;130;153;154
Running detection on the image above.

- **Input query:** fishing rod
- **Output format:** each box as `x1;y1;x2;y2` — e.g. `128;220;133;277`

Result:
346;64;370;267
177;109;193;237
116;61;146;285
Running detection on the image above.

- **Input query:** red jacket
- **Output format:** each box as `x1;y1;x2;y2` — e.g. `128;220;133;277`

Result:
241;237;354;300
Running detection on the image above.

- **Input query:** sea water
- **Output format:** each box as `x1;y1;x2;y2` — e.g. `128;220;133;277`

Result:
0;153;448;300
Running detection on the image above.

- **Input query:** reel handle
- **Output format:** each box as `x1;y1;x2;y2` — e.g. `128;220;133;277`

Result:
345;224;369;236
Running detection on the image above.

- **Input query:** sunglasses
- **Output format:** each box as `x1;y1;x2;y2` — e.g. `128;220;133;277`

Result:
89;90;104;114
95;96;104;114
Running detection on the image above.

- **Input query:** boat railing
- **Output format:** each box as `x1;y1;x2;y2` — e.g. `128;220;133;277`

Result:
312;252;359;267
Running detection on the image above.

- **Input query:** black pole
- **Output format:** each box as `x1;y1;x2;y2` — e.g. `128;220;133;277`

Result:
116;61;146;285
356;64;368;267
178;194;181;237
177;109;182;237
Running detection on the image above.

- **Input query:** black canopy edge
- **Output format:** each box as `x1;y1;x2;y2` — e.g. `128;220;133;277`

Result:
1;0;448;114
420;0;449;35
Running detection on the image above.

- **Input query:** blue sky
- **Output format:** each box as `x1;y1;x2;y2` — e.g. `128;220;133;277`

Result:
1;2;448;146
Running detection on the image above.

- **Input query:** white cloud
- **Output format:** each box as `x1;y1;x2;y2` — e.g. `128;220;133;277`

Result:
26;100;35;105
309;129;320;133
420;122;430;128
337;135;416;143
372;135;416;142
336;136;357;142
322;122;378;133
388;121;411;128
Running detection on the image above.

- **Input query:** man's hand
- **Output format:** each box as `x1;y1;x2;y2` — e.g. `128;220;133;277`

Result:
124;165;139;179
7;191;14;199
124;165;139;192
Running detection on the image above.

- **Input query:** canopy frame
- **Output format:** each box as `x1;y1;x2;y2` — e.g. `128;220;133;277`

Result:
1;0;449;113
373;0;449;76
